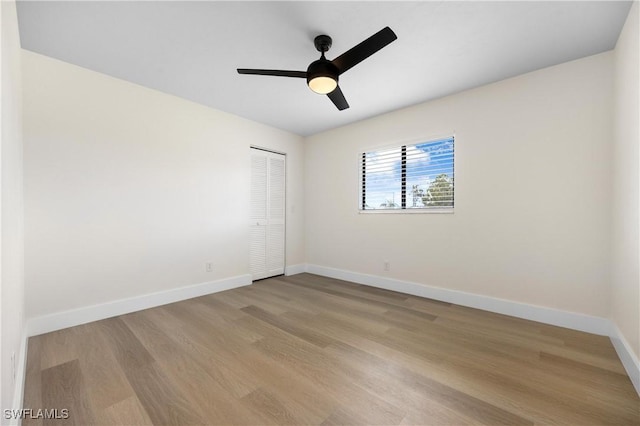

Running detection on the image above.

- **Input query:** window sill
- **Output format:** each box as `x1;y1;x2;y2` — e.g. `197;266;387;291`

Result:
359;208;454;214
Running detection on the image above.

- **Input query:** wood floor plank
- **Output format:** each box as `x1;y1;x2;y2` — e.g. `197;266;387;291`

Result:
432;315;566;350
252;334;406;425
538;352;639;411
274;277;390;315
185;299;265;344
382;325;639;424
235;285;318;316
160;300;336;423
97;317;206;425
260;282;392;333
297;315;563;424
72;323;136;412
38;329;79;371
540;340;628;375
41;359;95;426
135;306;259;400
239;388;303;425
121;310;264;424
241;304;336;348
325;339;533;425
99;395;153;426
191;295;248;321
122;362;206;425
96;317;155;370
21;273;639;425
322;342;481;426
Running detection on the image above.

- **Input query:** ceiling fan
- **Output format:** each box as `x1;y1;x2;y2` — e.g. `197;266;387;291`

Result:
237;27;397;111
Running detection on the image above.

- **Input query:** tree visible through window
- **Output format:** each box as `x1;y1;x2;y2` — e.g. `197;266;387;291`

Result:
360;136;454;210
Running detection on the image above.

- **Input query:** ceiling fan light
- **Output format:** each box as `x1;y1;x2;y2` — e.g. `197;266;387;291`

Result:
307;58;339;95
308;76;337;94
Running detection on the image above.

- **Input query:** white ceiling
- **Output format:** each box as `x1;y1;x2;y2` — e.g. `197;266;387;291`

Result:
16;1;632;136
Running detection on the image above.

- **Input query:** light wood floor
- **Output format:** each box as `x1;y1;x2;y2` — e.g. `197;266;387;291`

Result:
23;273;639;425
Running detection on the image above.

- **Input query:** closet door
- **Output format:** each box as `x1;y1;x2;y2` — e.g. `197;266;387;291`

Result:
250;148;285;280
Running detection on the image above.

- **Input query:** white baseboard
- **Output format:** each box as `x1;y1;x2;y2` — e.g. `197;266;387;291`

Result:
610;323;640;396
9;329;29;426
285;264;306;276
27;274;251;337
304;264;611;336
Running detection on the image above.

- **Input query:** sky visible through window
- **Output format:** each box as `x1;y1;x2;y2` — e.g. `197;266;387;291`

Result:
362;137;454;210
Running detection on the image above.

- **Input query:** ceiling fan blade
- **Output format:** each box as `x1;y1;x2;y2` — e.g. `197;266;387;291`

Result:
327;85;349;111
331;27;397;75
237;69;307;78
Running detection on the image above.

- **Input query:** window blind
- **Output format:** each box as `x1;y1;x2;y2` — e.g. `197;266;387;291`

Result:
361;136;454;210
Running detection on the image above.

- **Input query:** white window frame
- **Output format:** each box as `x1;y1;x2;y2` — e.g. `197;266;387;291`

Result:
358;135;455;214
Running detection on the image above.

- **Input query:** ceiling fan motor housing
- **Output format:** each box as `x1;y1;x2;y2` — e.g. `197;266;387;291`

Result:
307;59;339;86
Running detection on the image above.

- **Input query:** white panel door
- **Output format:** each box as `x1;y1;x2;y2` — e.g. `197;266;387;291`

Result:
250;148;285;280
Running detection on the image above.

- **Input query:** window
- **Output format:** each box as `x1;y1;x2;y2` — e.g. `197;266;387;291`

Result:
360;136;454;211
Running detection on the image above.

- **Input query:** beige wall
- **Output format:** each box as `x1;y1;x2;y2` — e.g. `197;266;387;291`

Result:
305;52;613;318
612;2;639;359
22;51;304;319
1;0;26;415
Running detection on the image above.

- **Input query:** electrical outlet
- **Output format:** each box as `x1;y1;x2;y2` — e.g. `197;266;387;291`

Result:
206;262;213;272
384;261;390;271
